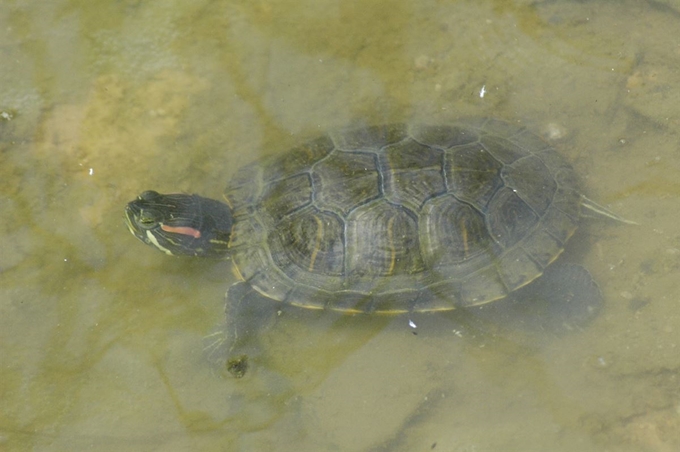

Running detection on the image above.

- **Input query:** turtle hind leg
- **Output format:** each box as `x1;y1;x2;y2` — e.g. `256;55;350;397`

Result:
466;263;603;336
506;263;603;334
204;281;280;378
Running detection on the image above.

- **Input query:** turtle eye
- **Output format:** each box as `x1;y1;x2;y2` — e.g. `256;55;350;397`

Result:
139;190;161;201
138;211;157;226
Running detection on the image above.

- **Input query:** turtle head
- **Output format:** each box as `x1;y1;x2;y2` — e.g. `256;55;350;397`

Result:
125;191;233;258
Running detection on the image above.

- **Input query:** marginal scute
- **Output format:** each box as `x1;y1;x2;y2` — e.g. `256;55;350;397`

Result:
329;123;408;150
262;135;335;183
552;186;582;221
474;118;521;137
480;135;527;164
496;246;543;290
224;161;263;211
510;129;551;153
458;265;508;307
409;124;479;148
521;226;565;268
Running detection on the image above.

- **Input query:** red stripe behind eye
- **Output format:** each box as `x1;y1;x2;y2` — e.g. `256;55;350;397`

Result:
161;224;202;238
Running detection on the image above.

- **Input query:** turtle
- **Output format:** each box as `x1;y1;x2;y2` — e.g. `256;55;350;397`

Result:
125;118;625;377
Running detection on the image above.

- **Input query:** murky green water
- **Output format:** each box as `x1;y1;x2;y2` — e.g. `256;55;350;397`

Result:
1;0;679;450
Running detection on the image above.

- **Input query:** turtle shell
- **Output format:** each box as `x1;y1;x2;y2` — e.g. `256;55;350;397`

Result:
223;118;582;314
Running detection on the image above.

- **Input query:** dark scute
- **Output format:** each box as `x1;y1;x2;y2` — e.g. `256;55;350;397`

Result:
384;168;446;211
421;195;492;267
346;201;423;277
487;187;539;249
501;155;557;213
313;151;381;215
270;208;345;276
409;124;479;148
446;146;503;209
330;124;408;150
382;140;446;209
261;173;313;220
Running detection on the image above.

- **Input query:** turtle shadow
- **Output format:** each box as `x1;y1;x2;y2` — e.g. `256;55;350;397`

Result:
440;262;603;345
203;262;602;380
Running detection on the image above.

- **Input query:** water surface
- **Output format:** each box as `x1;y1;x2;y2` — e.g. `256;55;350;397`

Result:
1;1;680;450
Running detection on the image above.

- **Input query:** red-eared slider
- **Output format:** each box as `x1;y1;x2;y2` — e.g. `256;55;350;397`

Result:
125;118;623;377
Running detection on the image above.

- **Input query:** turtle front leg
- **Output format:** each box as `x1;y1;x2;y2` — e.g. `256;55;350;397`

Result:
205;281;280;378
